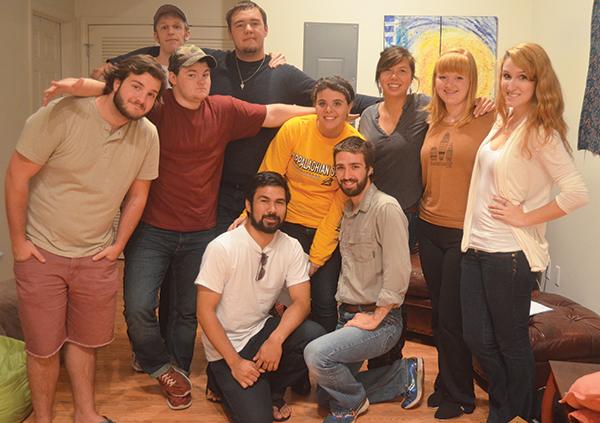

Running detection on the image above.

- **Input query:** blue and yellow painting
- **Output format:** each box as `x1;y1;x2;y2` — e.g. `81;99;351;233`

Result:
384;16;498;97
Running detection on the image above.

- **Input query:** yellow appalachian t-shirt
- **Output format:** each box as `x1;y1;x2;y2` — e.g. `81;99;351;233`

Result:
419;113;495;229
16;96;159;257
259;114;362;265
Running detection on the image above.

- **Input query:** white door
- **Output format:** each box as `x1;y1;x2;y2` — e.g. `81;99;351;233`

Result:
32;14;61;111
87;24;233;74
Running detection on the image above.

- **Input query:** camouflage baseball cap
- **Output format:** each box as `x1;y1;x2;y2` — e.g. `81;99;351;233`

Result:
168;45;217;73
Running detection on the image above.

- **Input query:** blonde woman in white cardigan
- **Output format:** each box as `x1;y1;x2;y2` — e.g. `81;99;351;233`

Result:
460;43;589;423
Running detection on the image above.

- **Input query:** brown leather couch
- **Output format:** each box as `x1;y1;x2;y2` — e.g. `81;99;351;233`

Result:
404;253;433;337
403;254;600;390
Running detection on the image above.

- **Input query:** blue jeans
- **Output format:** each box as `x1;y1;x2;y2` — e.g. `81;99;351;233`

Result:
123;222;215;376
304;308;410;414
460;249;535;423
208;317;325;423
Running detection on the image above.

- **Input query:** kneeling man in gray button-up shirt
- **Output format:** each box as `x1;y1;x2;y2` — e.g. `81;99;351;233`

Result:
304;136;425;422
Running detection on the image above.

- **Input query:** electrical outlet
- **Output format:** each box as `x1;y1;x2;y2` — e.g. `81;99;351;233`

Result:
554;265;561;287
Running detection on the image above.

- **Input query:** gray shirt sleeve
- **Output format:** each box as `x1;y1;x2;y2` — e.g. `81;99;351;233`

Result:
375;202;411;307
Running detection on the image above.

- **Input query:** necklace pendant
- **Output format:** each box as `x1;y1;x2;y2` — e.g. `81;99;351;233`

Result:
240;82;245;89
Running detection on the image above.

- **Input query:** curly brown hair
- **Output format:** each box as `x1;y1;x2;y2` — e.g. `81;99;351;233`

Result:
103;54;166;100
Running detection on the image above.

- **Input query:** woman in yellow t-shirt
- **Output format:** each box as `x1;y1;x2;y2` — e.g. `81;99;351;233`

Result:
256;76;362;333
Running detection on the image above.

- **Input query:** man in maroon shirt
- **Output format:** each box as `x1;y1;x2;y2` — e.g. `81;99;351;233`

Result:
124;45;313;410
43;45;313;410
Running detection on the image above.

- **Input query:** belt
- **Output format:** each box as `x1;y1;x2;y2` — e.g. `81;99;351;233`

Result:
340;303;377;313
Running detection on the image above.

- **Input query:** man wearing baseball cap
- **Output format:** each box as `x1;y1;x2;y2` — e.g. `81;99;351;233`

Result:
91;4;190;78
44;45;314;410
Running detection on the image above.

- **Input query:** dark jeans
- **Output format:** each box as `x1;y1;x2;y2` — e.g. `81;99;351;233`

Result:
216;182;247;235
280;221;341;333
123;222;215;376
208;317;325;423
417;219;474;409
461;249;535;423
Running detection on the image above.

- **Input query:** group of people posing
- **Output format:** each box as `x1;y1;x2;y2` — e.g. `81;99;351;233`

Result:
6;2;589;423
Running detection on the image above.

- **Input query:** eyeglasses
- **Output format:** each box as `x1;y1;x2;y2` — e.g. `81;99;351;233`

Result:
256;252;268;281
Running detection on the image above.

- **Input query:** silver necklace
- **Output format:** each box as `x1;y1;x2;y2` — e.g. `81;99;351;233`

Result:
235;55;266;89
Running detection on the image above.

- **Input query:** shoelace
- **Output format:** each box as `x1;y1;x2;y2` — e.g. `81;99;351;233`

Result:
159;371;178;387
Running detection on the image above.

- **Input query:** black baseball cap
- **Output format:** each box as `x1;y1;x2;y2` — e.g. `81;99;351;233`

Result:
153;4;188;30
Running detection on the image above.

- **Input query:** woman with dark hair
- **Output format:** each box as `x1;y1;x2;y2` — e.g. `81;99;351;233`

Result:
358;46;429;251
461;43;588;422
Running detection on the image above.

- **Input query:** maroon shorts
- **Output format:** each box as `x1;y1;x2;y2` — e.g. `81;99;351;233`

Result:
14;247;120;358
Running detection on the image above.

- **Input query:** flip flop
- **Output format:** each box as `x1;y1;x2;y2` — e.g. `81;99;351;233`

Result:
205;385;222;403
101;417;116;423
272;397;292;422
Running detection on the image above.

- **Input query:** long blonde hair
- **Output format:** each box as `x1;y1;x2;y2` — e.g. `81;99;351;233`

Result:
427;49;478;130
497;43;571;157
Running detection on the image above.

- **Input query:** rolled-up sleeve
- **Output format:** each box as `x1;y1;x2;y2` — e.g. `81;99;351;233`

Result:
375;202;411;307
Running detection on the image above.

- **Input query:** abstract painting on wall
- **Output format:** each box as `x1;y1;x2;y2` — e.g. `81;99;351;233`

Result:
384;16;498;97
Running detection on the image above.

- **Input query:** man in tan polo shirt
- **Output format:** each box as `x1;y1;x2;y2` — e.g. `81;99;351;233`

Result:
5;55;164;423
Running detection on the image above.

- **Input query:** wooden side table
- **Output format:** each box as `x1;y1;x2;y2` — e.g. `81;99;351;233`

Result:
541;360;600;423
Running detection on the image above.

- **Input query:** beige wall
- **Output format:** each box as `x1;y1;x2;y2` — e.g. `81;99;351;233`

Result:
259;0;599;312
0;0;32;279
75;0;234;26
259;0;535;96
531;0;599;311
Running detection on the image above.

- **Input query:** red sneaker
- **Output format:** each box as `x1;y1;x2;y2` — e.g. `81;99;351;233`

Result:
157;367;192;397
167;393;192;410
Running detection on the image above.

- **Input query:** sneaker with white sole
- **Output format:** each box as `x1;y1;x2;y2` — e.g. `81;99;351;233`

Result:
323;398;369;423
401;357;424;409
167;392;192;410
157;366;192;398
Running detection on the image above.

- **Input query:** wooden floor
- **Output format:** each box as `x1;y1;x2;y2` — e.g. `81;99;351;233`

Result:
28;273;490;422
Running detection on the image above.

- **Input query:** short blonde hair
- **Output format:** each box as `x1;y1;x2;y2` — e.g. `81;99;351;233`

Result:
427;49;479;130
497;43;571;157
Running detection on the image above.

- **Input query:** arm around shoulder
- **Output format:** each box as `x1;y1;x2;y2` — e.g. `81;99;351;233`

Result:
43;78;106;106
263;104;315;128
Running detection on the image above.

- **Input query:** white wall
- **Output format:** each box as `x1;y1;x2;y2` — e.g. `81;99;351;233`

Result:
0;0;32;280
259;0;534;96
532;0;599;312
32;0;79;93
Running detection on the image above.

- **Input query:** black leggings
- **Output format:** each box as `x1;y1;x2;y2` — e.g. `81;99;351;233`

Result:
417;218;475;408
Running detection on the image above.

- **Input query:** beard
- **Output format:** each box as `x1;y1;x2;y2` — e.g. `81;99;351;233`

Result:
249;211;283;234
113;86;145;121
240;45;260;55
339;176;369;197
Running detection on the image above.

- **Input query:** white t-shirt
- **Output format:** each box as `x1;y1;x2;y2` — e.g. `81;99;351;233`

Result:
195;225;310;362
469;142;520;252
